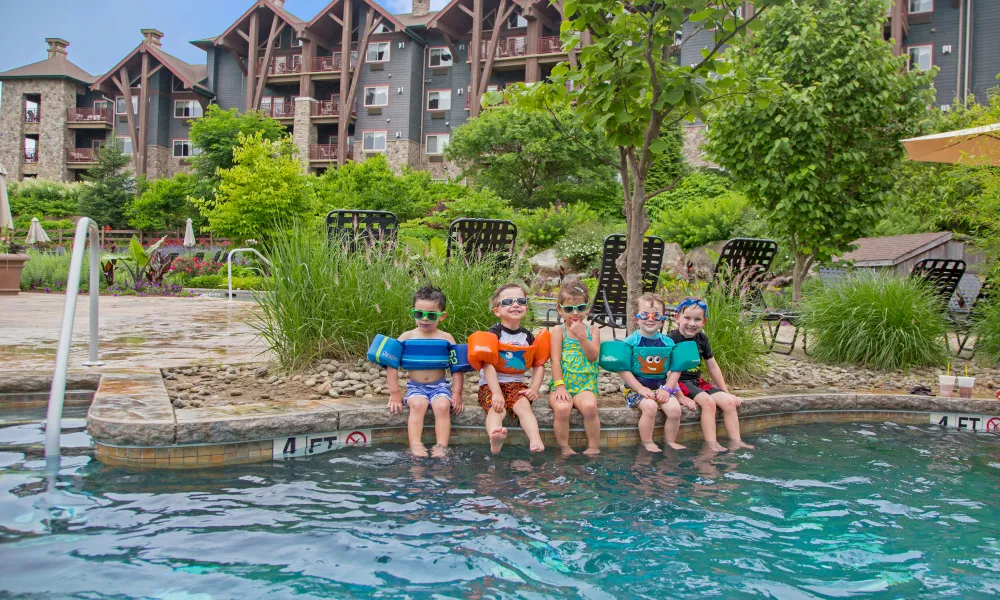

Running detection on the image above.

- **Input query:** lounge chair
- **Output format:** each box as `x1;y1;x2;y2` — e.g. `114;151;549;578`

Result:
326;210;399;252
446;218;518;267
588;234;665;338
952;278;992;357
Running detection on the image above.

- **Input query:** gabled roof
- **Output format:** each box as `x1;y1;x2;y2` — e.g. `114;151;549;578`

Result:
836;232;954;267
306;0;408;34
396;11;439;27
190;36;218;51
215;0;306;48
91;42;212;96
0;53;95;85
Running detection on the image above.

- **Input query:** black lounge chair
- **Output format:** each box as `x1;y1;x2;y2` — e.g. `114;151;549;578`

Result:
588;234;665;338
194;251;205;260
446;218;518;266
909;259;967;356
953;279;993;357
326;210;399;252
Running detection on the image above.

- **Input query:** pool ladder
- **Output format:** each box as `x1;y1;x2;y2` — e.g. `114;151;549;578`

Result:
45;218;104;471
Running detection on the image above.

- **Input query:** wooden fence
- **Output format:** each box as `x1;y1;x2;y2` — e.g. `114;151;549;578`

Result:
9;228;227;248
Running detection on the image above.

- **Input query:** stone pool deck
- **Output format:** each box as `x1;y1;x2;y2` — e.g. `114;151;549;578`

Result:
75;367;1000;469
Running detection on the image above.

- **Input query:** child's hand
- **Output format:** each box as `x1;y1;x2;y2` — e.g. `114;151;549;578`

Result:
654;388;670;404
522;387;539;402
567;319;587;340
388;391;403;415
491;392;506;413
678;394;697;411
731;394;743;407
638;386;655;400
552;385;572;404
452;394;464;414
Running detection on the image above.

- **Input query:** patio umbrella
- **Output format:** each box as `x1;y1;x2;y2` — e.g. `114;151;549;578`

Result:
0;163;13;236
183;218;196;247
25;217;51;245
901;122;1000;166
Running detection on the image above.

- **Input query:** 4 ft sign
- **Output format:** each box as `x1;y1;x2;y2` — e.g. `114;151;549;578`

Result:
930;413;1000;432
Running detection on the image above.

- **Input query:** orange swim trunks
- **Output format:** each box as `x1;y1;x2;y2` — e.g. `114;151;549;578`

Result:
477;382;530;413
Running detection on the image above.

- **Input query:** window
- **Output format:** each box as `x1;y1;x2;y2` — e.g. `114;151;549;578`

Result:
116;96;139;115
907;45;932;71
507;14;528;28
94;100;111;112
909;0;933;13
292;35;303;47
427;90;452;111
24;97;40;122
116;137;133;154
363;86;389;107
174;100;203;118
426;134;449;155
363;131;387;152
429;47;453;67
673;30;683;46
173;140;199;157
367;42;390;62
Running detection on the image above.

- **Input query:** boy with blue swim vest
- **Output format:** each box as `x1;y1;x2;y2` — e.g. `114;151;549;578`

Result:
374;286;472;458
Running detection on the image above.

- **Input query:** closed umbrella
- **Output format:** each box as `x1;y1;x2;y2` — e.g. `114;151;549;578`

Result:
0;163;13;236
25;217;51;245
183;218;196;247
901;122;1000;166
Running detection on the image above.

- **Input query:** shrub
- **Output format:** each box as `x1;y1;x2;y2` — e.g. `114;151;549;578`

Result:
7;179;82;219
20;249;97;292
251;222;516;371
800;273;948;371
555;221;625;273
646;171;731;222
972;296;1000;366
701;284;768;387
515;203;600;249
187;274;226;289
78;143;136;229
652;190;751;251
127;172;202;230
170;256;225;281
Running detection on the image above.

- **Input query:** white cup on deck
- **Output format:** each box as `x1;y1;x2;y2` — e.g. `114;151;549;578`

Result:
939;375;957;397
957;376;975;399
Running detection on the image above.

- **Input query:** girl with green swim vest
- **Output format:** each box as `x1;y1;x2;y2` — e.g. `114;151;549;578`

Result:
548;280;602;456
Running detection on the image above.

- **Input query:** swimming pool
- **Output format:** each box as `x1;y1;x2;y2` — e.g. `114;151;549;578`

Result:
2;413;998;598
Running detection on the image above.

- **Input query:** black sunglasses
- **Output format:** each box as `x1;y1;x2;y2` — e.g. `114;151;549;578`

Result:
499;297;528;307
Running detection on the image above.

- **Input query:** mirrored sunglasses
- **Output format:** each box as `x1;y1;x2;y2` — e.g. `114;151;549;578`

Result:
634;311;667;321
411;309;443;321
499;297;528;307
560;303;589;314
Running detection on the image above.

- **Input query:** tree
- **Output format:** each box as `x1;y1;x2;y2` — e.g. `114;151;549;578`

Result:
503;0;785;327
78;142;136;229
126;172;202;230
706;0;935;301
193;132;314;242
313;153;435;222
445;105;619;210
188;104;286;194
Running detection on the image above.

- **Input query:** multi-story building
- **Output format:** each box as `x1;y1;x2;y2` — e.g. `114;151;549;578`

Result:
0;0;572;182
1;0;995;182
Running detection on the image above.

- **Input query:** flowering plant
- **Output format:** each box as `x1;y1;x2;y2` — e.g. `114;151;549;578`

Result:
170;256;223;279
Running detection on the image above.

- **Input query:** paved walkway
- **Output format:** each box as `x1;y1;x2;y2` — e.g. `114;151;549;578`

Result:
0;293;267;373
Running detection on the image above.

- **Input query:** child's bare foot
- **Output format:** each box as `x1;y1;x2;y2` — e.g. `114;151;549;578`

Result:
666;441;686;450
529;439;545;453
642;441;662;453
489;427;507;454
560;445;577;456
410;443;428;457
730;440;754;450
583;446;600;456
705;442;728;452
431;444;447;458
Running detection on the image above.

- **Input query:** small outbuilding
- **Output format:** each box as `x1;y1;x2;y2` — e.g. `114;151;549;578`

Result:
834;232;972;276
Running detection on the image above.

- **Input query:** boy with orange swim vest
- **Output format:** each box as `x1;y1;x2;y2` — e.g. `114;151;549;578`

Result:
467;283;551;454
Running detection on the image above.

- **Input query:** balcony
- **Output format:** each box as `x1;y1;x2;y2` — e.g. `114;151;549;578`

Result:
310;100;356;123
474;36;567;60
24;109;41;123
23;149;39;163
537;36;562;54
260;103;295;120
260;55;302;77
884;0;909;38
67;107;113;129
310;53;358;74
66;147;98;167
309;144;354;163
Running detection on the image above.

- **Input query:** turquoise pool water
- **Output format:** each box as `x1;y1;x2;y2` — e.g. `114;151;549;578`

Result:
2;415;999;598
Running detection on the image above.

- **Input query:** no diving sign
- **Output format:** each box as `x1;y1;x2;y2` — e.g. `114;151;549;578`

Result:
272;429;371;459
931;413;1000;432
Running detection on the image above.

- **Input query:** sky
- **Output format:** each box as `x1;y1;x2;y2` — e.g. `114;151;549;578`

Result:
0;0;449;97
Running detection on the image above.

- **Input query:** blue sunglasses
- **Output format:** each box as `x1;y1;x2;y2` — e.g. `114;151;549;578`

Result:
676;298;708;318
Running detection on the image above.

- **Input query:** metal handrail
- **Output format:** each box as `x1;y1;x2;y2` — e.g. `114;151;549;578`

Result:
46;218;103;470
227;248;272;302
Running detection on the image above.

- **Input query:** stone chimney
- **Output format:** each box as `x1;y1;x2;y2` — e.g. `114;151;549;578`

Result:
412;0;430;16
271;0;285;7
45;38;69;59
141;29;164;48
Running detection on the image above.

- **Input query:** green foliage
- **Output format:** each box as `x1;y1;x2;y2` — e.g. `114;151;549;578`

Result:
413;186;513;229
127;173;202;230
314;154;433;222
973;296;1000;366
187;274;226;289
12;217;74;232
555;221;625;272
19;249;96;292
514;203;599;249
706;0;935;299
801;273;948;371
7;180;82;220
188;104;287;194
194;132;314;242
646;171;730;222
643;124;689;201
701;284;767;387
652;190;750;251
78;143;136;228
445;105;619;211
251;222;515;371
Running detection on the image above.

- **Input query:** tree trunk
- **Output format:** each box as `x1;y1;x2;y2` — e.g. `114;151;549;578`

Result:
622;173;647;334
792;251;811;303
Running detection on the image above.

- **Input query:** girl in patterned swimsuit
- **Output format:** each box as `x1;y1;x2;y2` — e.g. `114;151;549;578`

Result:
548;280;602;455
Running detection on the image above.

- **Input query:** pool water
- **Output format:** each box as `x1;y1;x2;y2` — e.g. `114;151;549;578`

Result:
2;416;999;599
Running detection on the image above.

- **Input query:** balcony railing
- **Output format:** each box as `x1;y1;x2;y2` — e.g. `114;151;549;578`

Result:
24;149;39;163
260;103;295;119
260;55;303;75
67;107;113;123
66;148;98;163
475;36;566;59
310;53;358;73
309;144;354;162
538;36;562;54
24;109;40;123
311;100;357;117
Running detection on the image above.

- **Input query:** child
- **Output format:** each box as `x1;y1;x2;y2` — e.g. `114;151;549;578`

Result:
619;293;694;452
549;280;602;455
387;285;464;458
478;283;546;454
664;297;753;452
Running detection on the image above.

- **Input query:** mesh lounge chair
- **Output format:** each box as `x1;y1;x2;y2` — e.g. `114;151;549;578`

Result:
953;279;993;357
909;258;967;356
588;234;665;338
326;210;399;253
446;218;517;266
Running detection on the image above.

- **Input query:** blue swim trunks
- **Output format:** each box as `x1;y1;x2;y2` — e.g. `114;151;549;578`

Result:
403;378;453;406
